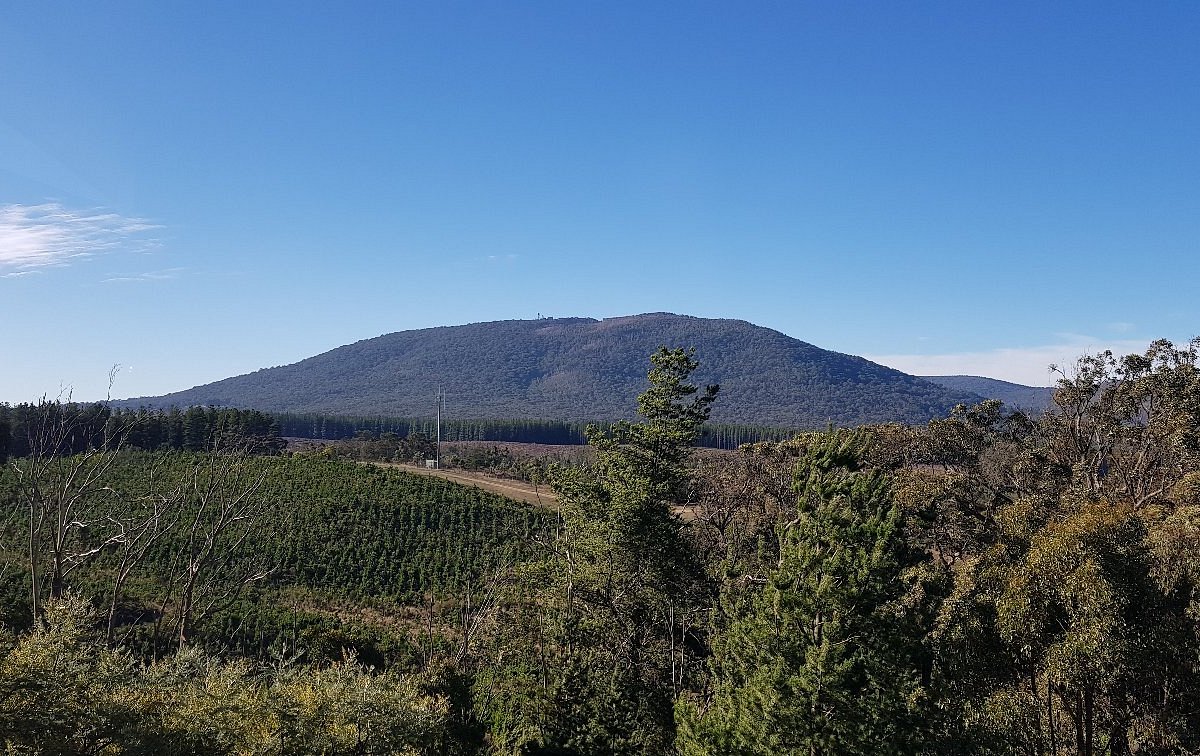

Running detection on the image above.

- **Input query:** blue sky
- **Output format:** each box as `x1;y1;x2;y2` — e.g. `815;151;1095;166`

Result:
2;1;1197;402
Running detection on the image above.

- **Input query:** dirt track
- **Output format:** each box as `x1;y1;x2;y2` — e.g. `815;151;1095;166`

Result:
373;462;699;520
374;463;559;509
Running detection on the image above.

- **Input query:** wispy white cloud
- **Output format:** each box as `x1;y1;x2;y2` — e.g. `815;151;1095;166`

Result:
101;267;186;284
0;203;158;275
865;335;1162;387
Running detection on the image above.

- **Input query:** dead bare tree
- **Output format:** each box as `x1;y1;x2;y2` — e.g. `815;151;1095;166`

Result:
689;445;798;578
9;395;131;622
161;445;275;650
456;558;513;664
103;455;184;644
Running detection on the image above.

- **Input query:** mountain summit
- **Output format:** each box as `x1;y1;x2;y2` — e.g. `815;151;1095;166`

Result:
121;313;983;427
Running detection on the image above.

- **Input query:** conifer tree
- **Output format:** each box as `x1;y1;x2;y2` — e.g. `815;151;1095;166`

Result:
528;348;718;755
679;431;927;755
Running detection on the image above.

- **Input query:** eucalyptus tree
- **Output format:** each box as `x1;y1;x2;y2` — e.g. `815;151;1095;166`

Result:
928;340;1200;755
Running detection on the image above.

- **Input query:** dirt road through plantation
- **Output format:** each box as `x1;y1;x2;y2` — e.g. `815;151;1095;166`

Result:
373;462;700;519
373;462;559;509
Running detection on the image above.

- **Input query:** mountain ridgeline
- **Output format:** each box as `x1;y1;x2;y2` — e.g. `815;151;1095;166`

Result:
121;314;990;427
922;374;1055;412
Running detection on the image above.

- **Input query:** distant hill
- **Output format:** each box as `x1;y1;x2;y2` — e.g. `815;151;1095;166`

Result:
119;313;986;427
921;375;1055;412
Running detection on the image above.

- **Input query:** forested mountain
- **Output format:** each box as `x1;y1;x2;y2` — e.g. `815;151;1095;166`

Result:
922;374;1055;411
119;313;984;427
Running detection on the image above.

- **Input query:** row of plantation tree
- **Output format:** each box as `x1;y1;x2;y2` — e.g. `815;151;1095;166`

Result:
272;412;797;449
0;405;802;462
0;404;284;460
2;340;1199;753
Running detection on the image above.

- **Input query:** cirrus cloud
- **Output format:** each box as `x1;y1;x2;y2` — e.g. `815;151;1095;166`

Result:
0;202;157;276
101;267;186;284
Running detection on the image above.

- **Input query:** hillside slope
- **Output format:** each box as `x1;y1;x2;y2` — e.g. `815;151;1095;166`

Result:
120;313;984;427
921;375;1055;412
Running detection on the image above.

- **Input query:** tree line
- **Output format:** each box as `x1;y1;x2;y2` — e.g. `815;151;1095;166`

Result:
272;411;796;449
0;404;283;461
0;404;803;462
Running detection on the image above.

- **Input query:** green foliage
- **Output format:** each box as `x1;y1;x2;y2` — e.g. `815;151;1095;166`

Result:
487;348;717;754
0;594;448;755
895;340;1200;754
940;499;1200;755
679;430;928;755
0;450;547;660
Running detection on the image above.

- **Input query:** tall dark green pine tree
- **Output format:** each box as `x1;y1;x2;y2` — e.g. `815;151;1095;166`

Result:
679;431;928;756
527;348;719;755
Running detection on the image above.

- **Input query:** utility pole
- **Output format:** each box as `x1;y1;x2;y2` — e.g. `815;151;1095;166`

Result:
435;389;446;469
